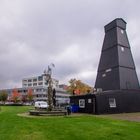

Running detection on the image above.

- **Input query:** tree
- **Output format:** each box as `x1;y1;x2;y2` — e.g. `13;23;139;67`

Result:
12;88;20;103
21;95;27;103
0;91;8;104
67;78;93;95
27;88;33;102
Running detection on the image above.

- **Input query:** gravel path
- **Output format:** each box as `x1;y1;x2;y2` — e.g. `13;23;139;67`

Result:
97;112;140;122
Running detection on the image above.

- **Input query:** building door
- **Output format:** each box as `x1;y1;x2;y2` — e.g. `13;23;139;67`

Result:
93;98;96;114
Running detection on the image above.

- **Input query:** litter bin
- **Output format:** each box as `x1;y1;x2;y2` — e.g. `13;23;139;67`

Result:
71;105;79;113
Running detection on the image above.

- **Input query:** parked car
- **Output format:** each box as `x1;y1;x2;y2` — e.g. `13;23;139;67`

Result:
34;101;48;109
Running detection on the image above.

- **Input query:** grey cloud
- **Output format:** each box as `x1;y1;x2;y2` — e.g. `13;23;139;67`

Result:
0;0;140;88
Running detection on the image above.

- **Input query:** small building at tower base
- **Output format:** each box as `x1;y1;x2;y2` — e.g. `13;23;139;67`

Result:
70;89;140;114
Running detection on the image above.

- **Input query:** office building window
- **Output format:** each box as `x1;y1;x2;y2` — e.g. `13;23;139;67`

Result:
38;82;43;85
33;79;37;82
38;76;43;81
28;79;32;82
28;84;32;86
33;83;37;86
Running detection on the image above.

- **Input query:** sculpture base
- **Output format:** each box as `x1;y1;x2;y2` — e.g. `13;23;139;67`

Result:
29;109;67;116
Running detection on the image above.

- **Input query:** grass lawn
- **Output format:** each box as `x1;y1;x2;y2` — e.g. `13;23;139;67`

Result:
0;106;140;140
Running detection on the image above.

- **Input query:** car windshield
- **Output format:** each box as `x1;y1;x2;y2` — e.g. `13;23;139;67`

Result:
40;103;47;105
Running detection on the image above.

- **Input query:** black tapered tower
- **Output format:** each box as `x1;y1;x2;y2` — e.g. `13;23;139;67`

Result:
95;18;139;91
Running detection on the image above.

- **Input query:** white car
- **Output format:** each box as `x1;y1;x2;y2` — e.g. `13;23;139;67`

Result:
35;101;48;109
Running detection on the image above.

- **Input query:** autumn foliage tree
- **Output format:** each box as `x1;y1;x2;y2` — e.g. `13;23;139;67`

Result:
27;88;33;102
12;88;20;103
21;95;27;103
67;78;93;95
0;90;8;104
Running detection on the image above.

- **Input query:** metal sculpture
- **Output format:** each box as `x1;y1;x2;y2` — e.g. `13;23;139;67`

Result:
44;63;55;110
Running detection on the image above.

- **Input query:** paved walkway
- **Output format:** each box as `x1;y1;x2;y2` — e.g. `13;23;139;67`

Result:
97;112;140;122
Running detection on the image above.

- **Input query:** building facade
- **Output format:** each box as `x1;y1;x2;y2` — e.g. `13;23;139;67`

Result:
22;75;59;88
0;75;70;105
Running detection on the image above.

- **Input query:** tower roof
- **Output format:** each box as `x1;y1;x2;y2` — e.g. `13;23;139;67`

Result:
105;18;126;33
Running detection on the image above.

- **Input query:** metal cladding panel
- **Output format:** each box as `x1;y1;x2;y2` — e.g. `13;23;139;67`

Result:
95;90;140;114
98;47;118;71
117;27;130;48
102;28;117;51
95;67;120;91
119;67;139;89
118;46;135;68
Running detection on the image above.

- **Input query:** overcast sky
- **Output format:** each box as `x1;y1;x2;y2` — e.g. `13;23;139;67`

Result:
0;0;140;89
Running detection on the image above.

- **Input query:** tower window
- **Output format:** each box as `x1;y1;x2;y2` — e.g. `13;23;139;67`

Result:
106;68;112;72
121;29;124;34
121;47;124;52
102;74;106;77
